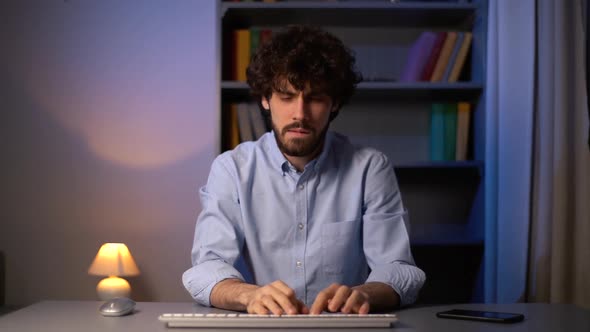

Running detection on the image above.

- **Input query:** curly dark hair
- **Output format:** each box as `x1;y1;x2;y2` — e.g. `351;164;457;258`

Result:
246;25;362;121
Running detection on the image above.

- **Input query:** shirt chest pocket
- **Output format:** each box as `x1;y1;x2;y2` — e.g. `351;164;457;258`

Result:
320;219;361;275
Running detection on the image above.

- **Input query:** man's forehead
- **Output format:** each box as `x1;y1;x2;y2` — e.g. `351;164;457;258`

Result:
274;79;327;95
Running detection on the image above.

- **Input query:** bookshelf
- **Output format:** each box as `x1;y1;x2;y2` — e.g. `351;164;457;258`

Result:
218;0;488;304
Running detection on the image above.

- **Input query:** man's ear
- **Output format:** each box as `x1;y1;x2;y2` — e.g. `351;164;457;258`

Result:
261;97;270;110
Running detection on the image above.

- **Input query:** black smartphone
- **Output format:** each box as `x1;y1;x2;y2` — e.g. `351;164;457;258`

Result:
436;309;525;323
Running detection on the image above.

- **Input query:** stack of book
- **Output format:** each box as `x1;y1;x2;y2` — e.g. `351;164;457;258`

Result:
223;28;273;150
399;31;474;162
223;102;270;150
429;102;471;161
224;28;273;81
400;31;473;83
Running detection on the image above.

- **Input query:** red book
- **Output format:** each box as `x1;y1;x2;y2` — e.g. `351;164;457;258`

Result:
400;32;438;82
222;28;236;81
420;32;447;81
260;29;272;47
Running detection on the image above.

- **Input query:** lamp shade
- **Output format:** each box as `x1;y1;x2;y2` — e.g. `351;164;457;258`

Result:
88;243;140;277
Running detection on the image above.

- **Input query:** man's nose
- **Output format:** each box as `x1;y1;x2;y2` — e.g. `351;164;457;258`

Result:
292;96;308;120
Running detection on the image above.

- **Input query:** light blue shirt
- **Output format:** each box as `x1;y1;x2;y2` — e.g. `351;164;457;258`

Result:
183;131;425;307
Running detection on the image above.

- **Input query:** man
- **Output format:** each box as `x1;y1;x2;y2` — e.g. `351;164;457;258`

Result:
183;25;425;315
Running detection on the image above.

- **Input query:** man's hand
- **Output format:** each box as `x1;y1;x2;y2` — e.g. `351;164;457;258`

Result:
309;283;370;315
243;280;309;315
212;279;308;315
309;282;400;314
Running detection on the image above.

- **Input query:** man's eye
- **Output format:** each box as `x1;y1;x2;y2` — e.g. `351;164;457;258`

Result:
280;96;293;101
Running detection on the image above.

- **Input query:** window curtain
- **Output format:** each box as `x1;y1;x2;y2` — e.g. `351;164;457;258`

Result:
528;0;590;310
484;0;536;303
486;0;590;309
587;0;590;149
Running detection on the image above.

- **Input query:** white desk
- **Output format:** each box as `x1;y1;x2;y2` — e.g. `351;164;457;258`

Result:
0;301;588;332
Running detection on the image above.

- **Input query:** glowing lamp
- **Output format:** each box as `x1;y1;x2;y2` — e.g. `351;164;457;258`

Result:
88;243;140;300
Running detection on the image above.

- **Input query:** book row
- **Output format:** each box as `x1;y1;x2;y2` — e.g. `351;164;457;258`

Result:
223;103;270;150
225;28;473;84
224;28;273;81
223;101;472;163
401;31;473;83
430;102;471;161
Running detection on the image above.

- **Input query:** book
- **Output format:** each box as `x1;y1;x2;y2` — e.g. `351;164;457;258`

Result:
237;103;254;142
260;29;272;46
234;29;251;82
222;28;236;81
222;103;241;150
400;31;438;82
455;102;471;161
250;27;260;57
443;103;458;161
420;32;447;81
448;32;473;82
429;103;446;161
429;32;458;82
442;32;465;82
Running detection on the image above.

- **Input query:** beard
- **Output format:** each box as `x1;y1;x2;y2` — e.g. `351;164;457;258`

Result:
272;120;329;158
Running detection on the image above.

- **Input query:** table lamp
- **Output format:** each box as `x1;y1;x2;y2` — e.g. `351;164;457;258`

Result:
88;243;140;300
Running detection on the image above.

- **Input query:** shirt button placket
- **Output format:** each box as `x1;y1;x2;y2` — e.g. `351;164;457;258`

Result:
294;179;307;301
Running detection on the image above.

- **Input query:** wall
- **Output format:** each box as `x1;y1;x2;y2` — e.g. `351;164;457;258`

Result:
0;0;218;305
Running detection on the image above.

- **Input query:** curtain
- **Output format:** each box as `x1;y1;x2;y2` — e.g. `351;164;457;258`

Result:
586;0;590;149
484;0;536;303
528;0;590;310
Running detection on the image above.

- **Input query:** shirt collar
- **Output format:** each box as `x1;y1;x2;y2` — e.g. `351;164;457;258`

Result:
264;130;333;175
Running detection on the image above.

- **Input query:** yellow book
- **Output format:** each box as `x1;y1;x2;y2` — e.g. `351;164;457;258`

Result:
455;102;471;161
430;32;458;82
230;104;240;149
448;32;473;82
234;29;251;82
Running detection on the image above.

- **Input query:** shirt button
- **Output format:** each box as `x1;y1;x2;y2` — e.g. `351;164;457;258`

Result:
298;184;304;190
296;261;302;267
298;223;304;230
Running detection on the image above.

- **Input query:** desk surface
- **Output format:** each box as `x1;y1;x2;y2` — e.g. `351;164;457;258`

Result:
0;301;588;332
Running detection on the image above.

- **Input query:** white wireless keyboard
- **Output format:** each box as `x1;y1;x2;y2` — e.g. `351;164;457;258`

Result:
158;313;398;328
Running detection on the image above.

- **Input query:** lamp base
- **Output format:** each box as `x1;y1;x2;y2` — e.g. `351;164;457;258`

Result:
96;276;131;300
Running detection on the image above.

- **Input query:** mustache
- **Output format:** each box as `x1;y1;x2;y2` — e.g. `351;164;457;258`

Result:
282;122;314;135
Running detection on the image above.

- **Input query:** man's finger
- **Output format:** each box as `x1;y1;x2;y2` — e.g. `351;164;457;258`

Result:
260;295;284;315
297;299;309;315
358;302;370;315
248;301;269;314
266;285;298;314
309;283;339;314
309;291;329;314
341;290;366;313
327;286;351;312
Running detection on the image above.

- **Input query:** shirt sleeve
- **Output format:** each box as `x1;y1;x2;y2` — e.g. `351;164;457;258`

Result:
182;155;245;306
362;152;426;306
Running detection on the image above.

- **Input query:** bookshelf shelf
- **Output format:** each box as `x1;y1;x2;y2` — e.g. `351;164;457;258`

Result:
222;81;483;102
221;2;476;29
